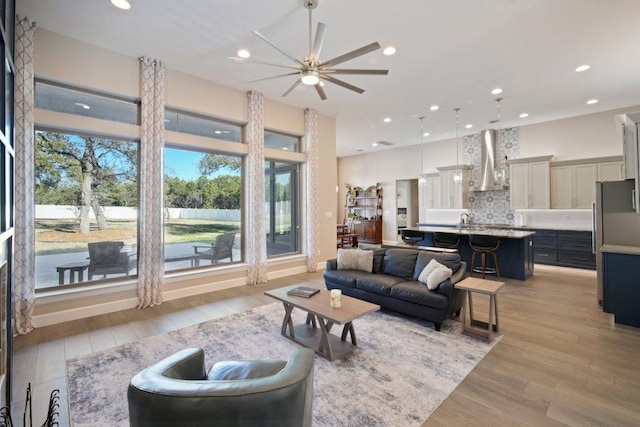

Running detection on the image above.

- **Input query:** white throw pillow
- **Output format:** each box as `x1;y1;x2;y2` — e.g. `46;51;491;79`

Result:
426;266;453;290
418;259;453;290
337;248;374;272
418;259;444;284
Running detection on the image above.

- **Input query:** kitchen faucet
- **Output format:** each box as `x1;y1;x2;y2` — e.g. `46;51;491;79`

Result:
460;213;471;226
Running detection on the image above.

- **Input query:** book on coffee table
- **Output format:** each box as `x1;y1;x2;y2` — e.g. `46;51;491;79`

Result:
286;286;320;298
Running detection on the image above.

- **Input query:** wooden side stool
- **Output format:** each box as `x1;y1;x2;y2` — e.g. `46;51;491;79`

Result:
454;277;504;342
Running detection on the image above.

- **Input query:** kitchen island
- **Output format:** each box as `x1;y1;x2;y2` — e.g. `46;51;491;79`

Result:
401;226;535;280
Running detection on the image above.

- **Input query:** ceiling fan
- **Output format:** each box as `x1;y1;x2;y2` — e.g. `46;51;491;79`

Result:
233;0;389;100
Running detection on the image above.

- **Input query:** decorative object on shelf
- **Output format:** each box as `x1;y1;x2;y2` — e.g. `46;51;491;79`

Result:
343;184;383;243
418;116;427;183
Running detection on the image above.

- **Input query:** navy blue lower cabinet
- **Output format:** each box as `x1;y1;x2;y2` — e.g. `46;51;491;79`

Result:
603;252;640;328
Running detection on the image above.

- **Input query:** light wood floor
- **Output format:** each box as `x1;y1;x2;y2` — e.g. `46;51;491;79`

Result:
12;265;640;426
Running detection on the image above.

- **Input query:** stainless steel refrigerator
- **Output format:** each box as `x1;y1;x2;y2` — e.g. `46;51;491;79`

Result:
594;180;640;304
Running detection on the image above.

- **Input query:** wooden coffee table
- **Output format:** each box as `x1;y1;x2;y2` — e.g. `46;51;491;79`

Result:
265;286;380;361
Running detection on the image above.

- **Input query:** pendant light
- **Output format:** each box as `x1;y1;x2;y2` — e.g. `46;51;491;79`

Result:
452;108;462;185
418;116;427;183
494;98;503;184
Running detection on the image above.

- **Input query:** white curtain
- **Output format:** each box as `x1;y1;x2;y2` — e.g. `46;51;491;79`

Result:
138;57;165;307
13;18;37;335
305;109;319;272
246;91;268;285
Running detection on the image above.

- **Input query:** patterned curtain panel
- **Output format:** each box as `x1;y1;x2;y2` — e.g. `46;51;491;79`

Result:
246;91;267;285
138;57;165;307
304;109;319;272
13;18;37;335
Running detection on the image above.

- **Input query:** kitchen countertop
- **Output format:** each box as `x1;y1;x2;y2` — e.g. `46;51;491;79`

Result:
416;223;592;232
600;244;640;255
404;226;535;239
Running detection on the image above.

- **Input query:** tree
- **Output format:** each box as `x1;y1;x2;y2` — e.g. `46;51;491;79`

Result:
36;132;137;234
198;154;241;176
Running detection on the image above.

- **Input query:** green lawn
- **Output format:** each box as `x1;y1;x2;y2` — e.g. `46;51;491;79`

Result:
35;219;241;255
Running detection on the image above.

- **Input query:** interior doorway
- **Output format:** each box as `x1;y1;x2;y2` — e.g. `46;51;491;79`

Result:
396;179;419;235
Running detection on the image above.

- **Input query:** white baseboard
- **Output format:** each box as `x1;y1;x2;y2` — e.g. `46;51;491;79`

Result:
32;263;321;328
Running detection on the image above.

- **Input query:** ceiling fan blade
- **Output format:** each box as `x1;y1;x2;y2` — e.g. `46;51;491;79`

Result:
321;74;365;94
282;79;302;97
229;57;300;70
322;69;389;75
320;42;381;68
247;72;300;83
310;22;328;60
252;30;306;67
314;83;327;100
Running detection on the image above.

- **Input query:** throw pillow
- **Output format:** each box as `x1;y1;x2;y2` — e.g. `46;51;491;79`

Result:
337;248;374;272
426;266;453;290
418;259;453;290
417;259;444;284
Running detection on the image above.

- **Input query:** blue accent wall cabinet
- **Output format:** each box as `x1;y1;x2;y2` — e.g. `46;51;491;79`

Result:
603;252;640;328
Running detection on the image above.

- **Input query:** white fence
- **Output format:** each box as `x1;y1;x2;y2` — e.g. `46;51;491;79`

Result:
36;205;242;222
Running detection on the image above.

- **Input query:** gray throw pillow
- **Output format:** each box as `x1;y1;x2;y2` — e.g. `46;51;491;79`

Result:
382;248;418;279
337;248;374;272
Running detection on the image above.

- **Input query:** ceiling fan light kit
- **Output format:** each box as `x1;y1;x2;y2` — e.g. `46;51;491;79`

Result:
238;0;389;100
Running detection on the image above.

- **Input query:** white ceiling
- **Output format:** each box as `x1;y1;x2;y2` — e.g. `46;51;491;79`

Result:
17;0;640;157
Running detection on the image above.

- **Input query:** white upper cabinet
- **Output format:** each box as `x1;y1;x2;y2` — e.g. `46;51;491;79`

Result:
551;163;597;209
437;166;470;209
597;160;624;182
509;157;552;209
418;173;440;222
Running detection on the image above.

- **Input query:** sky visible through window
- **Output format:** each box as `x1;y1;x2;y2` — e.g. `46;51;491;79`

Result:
165;147;231;180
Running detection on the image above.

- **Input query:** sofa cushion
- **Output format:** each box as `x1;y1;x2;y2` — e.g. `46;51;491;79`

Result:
390;281;448;309
382;248;418;279
356;274;405;296
323;269;367;288
371;248;387;273
337;248;373;272
413;251;461;280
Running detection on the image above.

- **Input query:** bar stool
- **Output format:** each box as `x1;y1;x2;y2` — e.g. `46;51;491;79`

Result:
469;234;501;279
433;232;460;249
401;229;423;245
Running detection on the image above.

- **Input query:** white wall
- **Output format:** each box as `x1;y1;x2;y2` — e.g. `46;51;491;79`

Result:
338;105;640;242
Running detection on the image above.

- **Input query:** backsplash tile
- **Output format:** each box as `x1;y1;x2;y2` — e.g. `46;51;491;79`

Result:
463;128;519;225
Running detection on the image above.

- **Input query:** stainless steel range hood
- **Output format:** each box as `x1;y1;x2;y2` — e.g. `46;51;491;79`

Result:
470;129;509;191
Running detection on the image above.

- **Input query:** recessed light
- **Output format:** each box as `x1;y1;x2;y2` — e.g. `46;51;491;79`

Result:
423;132;430;137
430;105;439;111
575;64;590;72
586;99;598;105
372;142;379;147
383;47;396;56
282;147;289;150
465;124;473;129
74;102;90;109
214;130;222;134
237;49;250;59
383;117;391;123
519;113;529;118
491;88;503;95
110;0;131;10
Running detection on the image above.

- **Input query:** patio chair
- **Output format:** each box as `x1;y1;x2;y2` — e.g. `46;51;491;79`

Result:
88;241;136;280
193;232;236;264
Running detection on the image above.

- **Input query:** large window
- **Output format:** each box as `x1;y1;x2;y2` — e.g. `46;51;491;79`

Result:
163;147;242;272
265;160;299;257
34;130;139;289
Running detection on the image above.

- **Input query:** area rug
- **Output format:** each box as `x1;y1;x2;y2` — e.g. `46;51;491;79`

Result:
66;303;499;426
